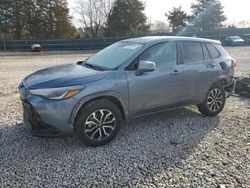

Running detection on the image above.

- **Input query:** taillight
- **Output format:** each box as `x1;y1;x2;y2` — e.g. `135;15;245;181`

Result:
231;59;238;67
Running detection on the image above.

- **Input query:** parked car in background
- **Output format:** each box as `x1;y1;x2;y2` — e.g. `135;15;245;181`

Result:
19;36;237;147
224;36;245;46
31;44;43;52
242;34;250;45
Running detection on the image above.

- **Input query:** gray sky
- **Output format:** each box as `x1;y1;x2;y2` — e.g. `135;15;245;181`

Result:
68;0;250;26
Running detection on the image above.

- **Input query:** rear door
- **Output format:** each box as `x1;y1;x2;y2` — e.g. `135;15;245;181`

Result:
180;41;219;103
205;42;222;85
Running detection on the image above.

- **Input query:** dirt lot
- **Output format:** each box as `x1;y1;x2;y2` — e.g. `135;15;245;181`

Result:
0;47;250;187
225;46;250;76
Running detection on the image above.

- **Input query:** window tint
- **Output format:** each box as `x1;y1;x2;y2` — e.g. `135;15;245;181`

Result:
139;42;177;68
182;42;203;63
202;43;211;60
206;43;220;59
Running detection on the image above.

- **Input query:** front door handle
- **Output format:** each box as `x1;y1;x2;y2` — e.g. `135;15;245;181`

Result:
170;70;182;76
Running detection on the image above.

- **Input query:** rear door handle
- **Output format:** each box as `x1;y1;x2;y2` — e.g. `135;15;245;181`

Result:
170;70;182;75
207;63;216;68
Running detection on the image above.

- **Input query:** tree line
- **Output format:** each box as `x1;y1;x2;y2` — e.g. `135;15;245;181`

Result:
0;0;76;39
0;0;229;40
74;0;149;38
166;0;226;33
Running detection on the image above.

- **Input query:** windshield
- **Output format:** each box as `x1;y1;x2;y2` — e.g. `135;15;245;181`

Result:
85;41;144;69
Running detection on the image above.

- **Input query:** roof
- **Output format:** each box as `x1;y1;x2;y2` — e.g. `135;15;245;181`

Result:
122;36;221;45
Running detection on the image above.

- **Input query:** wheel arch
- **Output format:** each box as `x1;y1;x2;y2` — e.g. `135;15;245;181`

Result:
209;75;228;89
199;77;227;103
69;93;128;128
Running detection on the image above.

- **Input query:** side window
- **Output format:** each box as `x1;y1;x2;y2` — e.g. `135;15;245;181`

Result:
206;43;220;59
214;44;229;57
181;42;203;63
139;42;177;68
202;43;211;60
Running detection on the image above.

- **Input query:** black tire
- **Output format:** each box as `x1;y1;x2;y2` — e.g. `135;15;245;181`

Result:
197;84;226;117
74;99;122;147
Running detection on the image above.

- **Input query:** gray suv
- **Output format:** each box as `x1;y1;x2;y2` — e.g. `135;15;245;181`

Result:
19;37;236;146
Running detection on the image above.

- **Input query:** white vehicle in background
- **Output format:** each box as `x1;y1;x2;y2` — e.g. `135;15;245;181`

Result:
31;44;43;52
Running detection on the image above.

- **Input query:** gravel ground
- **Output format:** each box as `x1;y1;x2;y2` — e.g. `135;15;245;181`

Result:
0;47;250;187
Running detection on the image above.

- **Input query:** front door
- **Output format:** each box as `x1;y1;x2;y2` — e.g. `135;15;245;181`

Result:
126;42;183;117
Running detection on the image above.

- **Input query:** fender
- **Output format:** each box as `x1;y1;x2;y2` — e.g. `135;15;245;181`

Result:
199;75;228;103
68;91;129;128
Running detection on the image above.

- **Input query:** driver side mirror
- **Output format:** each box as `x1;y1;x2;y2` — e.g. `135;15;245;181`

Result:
136;60;156;76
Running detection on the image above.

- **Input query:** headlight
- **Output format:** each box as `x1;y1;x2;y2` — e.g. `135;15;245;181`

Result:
30;85;84;100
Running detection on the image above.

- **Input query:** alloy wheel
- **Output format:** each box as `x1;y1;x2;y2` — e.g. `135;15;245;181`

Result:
207;88;223;112
84;109;116;141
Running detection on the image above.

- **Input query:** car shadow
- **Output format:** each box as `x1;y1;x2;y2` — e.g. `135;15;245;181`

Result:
1;106;220;186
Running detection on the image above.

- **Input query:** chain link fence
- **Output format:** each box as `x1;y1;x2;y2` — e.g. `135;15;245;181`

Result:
1;28;250;51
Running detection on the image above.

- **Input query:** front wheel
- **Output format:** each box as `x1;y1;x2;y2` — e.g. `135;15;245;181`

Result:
74;99;122;147
197;85;226;117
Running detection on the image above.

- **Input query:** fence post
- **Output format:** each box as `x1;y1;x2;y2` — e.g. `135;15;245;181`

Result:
218;29;222;41
71;39;73;51
3;38;6;51
1;33;6;51
43;40;45;51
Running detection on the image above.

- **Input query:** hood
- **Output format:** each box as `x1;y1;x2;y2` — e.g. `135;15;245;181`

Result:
24;63;107;89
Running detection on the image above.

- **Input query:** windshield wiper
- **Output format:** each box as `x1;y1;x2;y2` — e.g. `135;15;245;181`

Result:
83;62;105;71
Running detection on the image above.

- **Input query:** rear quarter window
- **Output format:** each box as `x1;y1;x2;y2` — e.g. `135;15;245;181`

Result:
214;44;230;57
206;43;220;59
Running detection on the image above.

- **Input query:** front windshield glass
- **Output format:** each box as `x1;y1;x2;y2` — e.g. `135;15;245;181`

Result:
86;41;144;69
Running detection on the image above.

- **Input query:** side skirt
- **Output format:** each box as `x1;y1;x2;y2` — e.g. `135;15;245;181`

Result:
129;100;199;120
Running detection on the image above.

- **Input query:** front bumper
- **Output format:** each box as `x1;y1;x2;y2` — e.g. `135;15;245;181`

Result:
231;41;244;46
22;99;67;137
20;93;76;137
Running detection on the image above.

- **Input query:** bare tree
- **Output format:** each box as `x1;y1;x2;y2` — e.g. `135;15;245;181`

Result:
236;20;250;28
151;20;170;34
75;0;113;38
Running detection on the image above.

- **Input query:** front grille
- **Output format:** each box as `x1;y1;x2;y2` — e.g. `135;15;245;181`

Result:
19;81;31;99
22;99;41;130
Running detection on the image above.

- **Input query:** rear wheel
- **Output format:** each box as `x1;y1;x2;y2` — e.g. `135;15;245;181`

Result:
197;85;226;117
74;99;122;147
